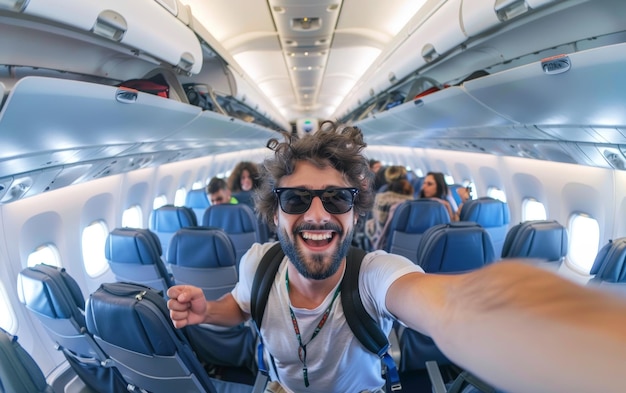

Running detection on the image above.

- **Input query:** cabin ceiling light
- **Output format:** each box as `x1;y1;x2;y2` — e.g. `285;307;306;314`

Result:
292;17;321;31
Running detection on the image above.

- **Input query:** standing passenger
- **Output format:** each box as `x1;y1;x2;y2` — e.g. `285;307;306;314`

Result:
169;121;626;393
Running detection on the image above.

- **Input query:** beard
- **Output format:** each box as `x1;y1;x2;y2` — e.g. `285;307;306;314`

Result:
277;223;354;280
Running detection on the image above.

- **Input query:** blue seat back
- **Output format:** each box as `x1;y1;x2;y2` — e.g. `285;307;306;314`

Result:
399;221;496;373
459;197;510;257
417;221;496;273
185;189;210;223
148;204;197;257
588;237;626;296
85;282;252;393
167;226;238;300
202;204;261;265
501;220;568;270
16;264;127;392
385;199;451;263
105;228;174;294
0;327;54;393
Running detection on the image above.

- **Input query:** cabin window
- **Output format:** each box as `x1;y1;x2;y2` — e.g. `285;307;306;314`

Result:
192;181;204;190
174;187;187;207
122;205;143;228
81;220;110;277
27;244;61;268
567;213;600;274
153;195;168;210
521;198;547;221
487;187;507;203
0;284;17;333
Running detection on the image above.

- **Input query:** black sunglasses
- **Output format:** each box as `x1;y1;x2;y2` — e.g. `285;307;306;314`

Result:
274;187;359;215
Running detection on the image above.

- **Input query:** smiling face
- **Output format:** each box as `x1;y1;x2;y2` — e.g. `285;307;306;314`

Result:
274;161;356;280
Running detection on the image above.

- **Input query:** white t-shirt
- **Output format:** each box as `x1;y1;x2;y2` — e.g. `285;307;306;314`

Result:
232;242;423;393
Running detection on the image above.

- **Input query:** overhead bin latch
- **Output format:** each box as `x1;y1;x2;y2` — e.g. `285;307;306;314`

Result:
92;10;127;42
177;52;195;74
115;87;138;104
541;54;571;75
0;0;29;12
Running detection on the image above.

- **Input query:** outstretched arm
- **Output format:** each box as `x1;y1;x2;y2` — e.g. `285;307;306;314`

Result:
386;262;626;393
167;285;248;328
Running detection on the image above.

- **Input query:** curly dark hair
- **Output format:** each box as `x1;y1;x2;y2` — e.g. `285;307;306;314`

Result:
227;161;261;193
255;120;375;230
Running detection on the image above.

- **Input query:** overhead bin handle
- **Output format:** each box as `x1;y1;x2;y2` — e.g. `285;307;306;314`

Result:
116;88;138;104
92;10;127;42
178;52;196;74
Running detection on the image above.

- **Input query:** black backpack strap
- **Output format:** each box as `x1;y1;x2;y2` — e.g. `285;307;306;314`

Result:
341;246;402;391
250;242;284;330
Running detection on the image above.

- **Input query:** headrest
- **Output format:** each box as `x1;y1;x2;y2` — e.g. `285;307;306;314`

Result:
202;203;258;233
460;197;510;227
167;227;236;268
86;282;178;356
417;222;496;273
184;189;210;209
391;199;450;233
501;220;568;261
149;205;197;232
17;264;85;322
105;228;162;265
589;238;626;282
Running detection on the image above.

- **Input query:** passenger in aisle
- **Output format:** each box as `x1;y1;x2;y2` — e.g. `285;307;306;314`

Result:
168;120;626;393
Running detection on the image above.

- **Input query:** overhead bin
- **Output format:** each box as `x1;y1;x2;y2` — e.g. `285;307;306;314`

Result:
0;76;201;175
19;0;202;74
463;42;626;129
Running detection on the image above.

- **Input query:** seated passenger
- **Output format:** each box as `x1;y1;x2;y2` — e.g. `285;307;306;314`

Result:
227;161;261;210
206;177;238;205
366;177;414;250
419;171;457;221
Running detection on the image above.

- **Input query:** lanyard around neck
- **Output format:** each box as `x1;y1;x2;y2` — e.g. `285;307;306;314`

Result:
285;269;341;387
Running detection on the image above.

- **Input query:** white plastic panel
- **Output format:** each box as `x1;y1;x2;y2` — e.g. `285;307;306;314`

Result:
461;0;502;37
416;0;465;59
464;42;626;128
0;77;201;162
22;0;202;73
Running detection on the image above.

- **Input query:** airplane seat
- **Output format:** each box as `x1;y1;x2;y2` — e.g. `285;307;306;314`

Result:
397;222;496;373
185;188;211;223
105;227;174;295
384;199;451;263
16;264;127;393
85;281;254;393
167;226;257;372
587;237;626;296
202;203;261;266
459;197;510;257
167;226;238;300
148;204;197;257
0;326;54;393
501;220;568;270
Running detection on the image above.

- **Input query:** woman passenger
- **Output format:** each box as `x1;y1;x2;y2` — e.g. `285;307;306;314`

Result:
419;172;457;221
366;176;414;250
